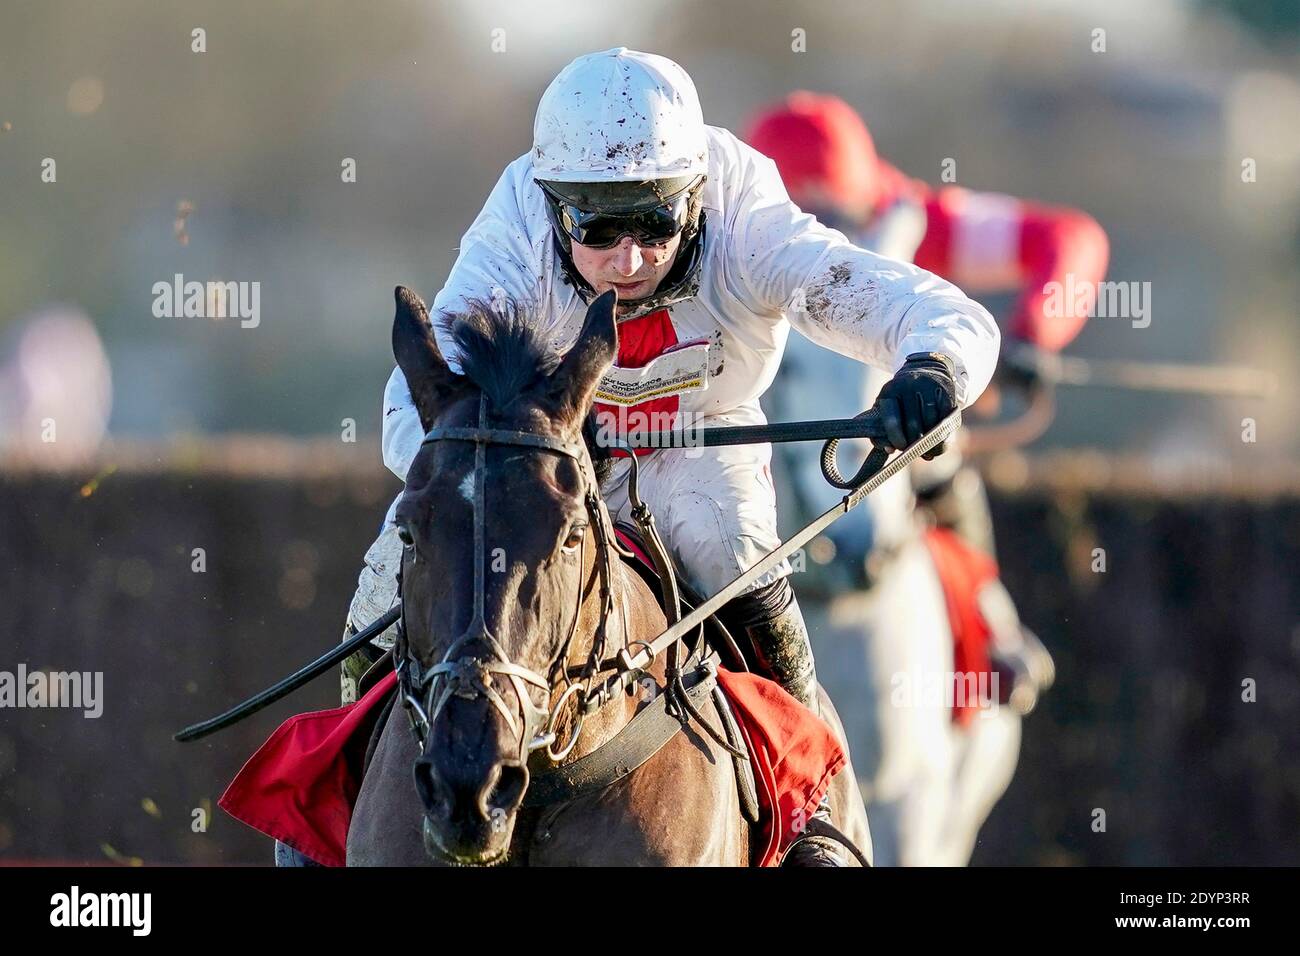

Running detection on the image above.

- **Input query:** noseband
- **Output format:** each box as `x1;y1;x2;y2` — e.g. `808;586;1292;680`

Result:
395;393;619;763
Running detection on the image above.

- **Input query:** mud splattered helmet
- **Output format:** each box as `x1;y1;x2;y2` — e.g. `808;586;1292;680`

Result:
533;48;709;318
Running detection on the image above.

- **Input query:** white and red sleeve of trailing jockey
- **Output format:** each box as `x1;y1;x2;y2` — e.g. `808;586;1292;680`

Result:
873;162;1110;354
380;127;1001;486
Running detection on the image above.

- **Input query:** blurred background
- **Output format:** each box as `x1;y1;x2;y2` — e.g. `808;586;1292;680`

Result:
1;0;1297;864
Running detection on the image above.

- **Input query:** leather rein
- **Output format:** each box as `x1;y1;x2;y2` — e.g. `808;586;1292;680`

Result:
174;403;960;757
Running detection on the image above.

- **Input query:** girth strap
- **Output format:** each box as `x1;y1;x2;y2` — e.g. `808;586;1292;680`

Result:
711;683;760;824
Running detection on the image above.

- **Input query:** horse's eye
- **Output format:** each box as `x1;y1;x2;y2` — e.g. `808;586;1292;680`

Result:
562;525;586;552
397;524;415;547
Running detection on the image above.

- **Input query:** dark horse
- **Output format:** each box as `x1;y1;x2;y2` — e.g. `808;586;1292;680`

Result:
347;286;872;865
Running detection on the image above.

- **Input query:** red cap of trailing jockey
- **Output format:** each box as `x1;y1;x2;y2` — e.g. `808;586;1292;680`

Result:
744;91;880;214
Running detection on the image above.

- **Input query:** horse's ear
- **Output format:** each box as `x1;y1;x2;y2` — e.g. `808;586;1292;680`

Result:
545;290;618;426
392;286;462;430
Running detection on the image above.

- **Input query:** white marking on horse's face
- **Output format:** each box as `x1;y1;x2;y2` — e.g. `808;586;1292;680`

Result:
459;471;475;503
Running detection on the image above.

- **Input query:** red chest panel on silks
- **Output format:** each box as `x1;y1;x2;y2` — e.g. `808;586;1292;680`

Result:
591;308;712;458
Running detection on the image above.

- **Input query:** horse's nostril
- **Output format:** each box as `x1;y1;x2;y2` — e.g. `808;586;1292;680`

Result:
483;763;529;818
413;757;450;816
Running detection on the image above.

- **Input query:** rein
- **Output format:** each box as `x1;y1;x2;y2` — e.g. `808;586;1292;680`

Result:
585;408;962;707
174;407;959;748
394;397;962;773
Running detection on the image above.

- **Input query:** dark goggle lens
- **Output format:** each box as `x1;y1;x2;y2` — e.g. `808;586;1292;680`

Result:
549;189;693;249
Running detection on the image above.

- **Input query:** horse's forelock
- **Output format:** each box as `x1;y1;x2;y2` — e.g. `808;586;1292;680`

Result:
428;295;611;482
437;298;562;413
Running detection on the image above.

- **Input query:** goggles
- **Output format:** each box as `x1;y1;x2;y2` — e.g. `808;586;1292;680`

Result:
540;178;701;250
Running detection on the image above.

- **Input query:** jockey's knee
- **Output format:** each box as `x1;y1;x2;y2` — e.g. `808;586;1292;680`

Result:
724;575;796;627
667;488;785;598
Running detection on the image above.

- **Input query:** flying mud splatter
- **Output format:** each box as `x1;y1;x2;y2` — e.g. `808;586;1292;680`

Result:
174;200;195;246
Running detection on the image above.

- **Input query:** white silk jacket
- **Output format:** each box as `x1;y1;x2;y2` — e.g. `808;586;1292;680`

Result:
381;125;1000;484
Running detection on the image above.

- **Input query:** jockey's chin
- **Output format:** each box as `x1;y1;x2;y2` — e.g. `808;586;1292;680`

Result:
598;272;669;316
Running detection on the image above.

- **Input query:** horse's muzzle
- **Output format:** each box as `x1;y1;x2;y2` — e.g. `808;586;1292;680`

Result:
414;748;529;865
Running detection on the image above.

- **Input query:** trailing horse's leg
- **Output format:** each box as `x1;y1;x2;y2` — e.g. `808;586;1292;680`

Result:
812;537;954;865
940;706;1021;865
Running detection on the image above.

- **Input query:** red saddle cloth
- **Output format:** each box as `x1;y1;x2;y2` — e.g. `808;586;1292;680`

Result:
922;526;1000;727
219;670;400;867
218;667;842;867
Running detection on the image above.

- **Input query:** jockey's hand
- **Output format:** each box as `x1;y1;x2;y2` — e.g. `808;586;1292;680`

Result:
870;352;957;460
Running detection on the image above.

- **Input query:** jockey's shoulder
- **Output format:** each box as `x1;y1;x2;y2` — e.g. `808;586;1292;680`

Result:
919;173;1107;244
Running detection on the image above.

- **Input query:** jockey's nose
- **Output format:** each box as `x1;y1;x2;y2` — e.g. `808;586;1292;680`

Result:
610;237;644;276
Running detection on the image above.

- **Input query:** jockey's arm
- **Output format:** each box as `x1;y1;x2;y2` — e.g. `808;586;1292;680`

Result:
1008;201;1109;351
913;188;1109;353
733;144;1001;410
382;157;542;481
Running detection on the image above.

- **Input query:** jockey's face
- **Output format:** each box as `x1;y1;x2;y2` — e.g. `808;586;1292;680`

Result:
569;233;681;311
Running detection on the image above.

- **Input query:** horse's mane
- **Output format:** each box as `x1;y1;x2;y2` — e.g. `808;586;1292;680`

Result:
437;297;560;412
436;297;613;482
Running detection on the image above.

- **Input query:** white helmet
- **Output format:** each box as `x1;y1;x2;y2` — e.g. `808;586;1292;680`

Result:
532;48;709;183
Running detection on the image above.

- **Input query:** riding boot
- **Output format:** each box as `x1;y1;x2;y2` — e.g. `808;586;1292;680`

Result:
728;577;819;709
340;620;386;705
726;578;850;867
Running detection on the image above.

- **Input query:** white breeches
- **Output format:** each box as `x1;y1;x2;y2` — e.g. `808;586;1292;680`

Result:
598;416;788;598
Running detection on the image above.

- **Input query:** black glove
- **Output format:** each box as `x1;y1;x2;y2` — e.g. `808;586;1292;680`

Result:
870;352;957;460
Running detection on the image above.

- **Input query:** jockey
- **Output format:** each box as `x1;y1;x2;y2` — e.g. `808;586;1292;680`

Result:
343;49;1000;866
746;90;1109;559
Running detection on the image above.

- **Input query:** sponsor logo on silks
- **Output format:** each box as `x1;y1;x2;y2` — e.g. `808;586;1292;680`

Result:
594;338;711;407
49;886;151;936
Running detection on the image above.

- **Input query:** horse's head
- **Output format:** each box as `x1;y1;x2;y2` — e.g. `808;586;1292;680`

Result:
389;285;618;865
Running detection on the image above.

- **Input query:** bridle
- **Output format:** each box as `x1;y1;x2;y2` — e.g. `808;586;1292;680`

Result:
394;392;622;764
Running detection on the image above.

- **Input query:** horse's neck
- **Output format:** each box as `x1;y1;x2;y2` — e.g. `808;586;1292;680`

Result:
552;544;659;764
